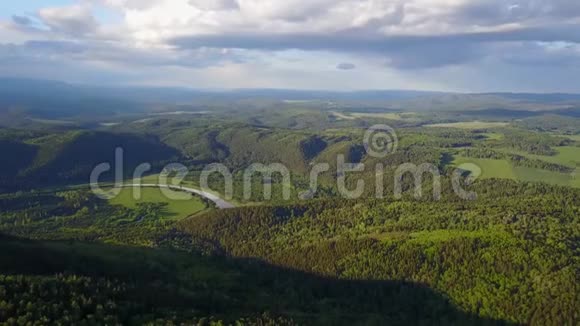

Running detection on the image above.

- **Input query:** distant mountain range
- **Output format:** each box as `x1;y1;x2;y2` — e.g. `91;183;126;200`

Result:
0;77;579;119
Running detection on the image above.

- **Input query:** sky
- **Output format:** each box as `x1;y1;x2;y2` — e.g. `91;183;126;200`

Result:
1;0;580;92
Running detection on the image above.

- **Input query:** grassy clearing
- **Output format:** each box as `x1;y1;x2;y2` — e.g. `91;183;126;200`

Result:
547;146;580;167
134;173;204;188
560;134;580;142
109;187;207;220
134;173;169;184
513;167;579;188
29;118;75;125
453;156;516;179
573;173;580;188
424;121;509;129
330;111;418;121
454;153;580;188
349;112;418;121
497;146;580;168
133;173;248;206
330;111;356;120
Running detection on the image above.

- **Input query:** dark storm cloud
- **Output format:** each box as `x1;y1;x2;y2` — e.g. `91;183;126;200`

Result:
0;39;246;70
172;24;580;51
25;40;86;53
170;23;580;69
336;62;356;70
498;42;580;67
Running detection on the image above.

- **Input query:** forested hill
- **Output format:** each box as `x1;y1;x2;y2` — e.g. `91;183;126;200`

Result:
179;180;579;325
0;234;501;325
0;130;182;191
0;174;577;324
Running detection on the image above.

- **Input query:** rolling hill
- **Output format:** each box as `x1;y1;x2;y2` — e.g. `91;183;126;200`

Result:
0;130;182;191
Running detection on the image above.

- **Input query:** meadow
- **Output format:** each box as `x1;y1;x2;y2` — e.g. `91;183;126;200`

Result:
425;121;510;129
109;187;207;219
502;146;580;168
513;166;579;188
563;134;580;141
350;112;419;121
452;156;516;180
453;147;580;188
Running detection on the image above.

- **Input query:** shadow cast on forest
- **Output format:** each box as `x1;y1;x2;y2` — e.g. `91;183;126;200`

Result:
0;234;510;325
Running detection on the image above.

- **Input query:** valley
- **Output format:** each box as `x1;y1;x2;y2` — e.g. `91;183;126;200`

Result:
0;81;578;325
2;0;580;323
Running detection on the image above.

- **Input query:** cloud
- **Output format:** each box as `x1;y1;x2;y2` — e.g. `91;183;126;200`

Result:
169;23;580;69
11;16;32;27
94;0;580;70
0;38;247;71
498;42;580;67
237;0;336;22
451;0;580;26
1;0;580;91
103;0;160;11
38;4;98;36
336;62;356;70
189;0;240;11
100;0;417;44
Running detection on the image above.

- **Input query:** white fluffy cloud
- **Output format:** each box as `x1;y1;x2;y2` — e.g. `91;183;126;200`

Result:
106;0;568;41
97;0;580;64
104;0;459;43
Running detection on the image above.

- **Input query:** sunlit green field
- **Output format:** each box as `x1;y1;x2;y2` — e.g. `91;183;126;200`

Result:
513;167;579;188
350;112;418;121
330;111;356;120
134;174;171;184
425;121;509;129
453;156;516;179
109;187;207;219
531;146;580;168
496;146;580;168
133;173;200;188
562;134;580;142
453;154;579;188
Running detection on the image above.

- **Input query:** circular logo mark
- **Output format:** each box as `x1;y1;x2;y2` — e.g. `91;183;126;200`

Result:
363;124;398;158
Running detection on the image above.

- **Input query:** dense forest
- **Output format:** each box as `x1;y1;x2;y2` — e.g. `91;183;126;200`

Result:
179;180;579;325
0;178;578;324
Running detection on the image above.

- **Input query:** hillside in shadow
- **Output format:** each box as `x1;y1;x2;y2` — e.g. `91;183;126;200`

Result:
0;234;508;325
